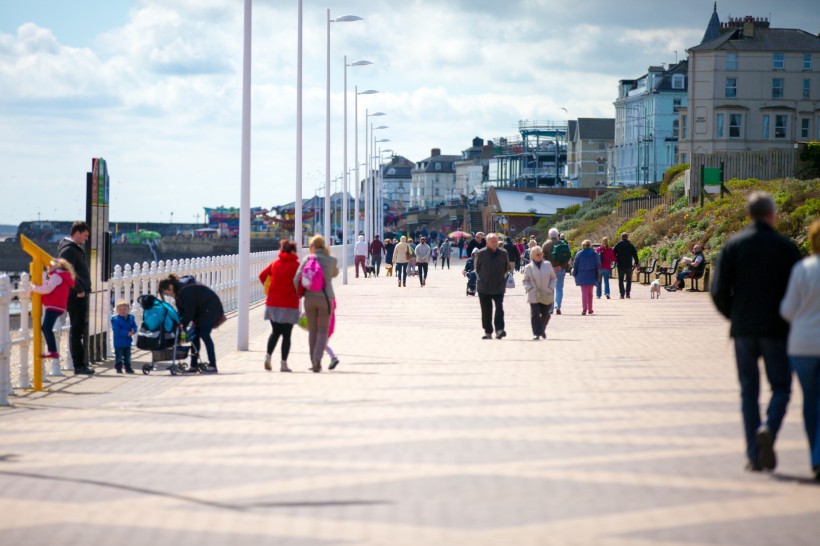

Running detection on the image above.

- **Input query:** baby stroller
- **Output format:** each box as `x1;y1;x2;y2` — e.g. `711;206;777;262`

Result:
135;294;198;375
463;255;477;296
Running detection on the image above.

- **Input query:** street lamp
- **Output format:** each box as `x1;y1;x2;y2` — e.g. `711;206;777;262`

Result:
354;92;378;245
325;10;363;244
366;122;388;241
342;59;373;285
378;149;394;240
373;139;391;241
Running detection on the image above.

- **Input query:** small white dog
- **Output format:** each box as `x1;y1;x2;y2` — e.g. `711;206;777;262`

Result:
650;279;662;299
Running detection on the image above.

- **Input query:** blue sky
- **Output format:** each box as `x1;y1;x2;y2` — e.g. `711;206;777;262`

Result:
1;0;818;226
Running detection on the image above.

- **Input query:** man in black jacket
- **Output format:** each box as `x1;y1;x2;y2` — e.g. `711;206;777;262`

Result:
474;233;511;340
613;232;639;299
711;192;802;472
466;232;486;257
57;221;94;375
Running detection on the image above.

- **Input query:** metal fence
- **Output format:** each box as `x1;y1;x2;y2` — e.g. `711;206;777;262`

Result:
616;194;675;218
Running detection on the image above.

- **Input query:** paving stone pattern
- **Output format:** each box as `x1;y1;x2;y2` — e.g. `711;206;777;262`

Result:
1;263;818;545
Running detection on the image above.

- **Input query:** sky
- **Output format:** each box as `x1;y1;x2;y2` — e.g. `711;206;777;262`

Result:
1;0;818;225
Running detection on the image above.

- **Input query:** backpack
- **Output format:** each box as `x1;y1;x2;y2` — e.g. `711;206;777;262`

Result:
551;240;571;263
300;256;325;292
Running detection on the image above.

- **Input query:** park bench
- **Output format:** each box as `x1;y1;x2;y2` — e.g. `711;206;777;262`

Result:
656;258;681;286
637;258;657;284
686;262;710;292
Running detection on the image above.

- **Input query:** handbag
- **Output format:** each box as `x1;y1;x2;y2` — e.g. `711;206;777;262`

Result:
505;272;515;289
405;247;412;261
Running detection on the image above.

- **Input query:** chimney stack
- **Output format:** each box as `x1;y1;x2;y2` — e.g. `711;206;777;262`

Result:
431;148;441;157
742;15;755;38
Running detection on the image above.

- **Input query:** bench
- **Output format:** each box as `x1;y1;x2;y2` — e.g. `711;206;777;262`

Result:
686;262;710;292
656;258;680;286
637;258;657;285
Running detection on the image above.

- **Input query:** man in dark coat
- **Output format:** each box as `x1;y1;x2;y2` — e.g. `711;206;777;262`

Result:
57;221;94;375
466;232;486;257
613;232;639;299
711;191;802;472
474;233;511;340
369;235;386;276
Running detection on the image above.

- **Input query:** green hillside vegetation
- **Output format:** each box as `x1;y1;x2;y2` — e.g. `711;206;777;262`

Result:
530;173;820;265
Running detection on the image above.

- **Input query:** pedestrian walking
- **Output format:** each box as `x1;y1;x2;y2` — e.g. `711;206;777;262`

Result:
31;258;75;360
779;218;820;481
475;233;511;339
159;274;226;374
431;242;439;268
542;228;570;315
504;236;521;272
385;238;396;267
573;240;601;315
407;237;417;277
595;237;616;299
369;235;385;276
354;235;368;278
110;300;137;374
439;239;452;269
57;221;94;375
392;235;411;287
294;235;339;373
415;237;431;286
613;232;639;299
258;239;300;372
466;232;486;257
711;191;802;472
521;246;556;340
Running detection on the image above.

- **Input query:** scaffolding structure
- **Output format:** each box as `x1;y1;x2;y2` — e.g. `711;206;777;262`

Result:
488;120;568;189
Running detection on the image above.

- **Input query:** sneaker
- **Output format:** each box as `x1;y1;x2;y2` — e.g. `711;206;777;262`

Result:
532;336;540;341
185;365;201;374
329;358;340;370
41;352;59;359
280;361;291;372
745;461;763;472
201;366;218;374
73;367;94;375
588;310;594;315
756;425;777;471
620;295;625;299
496;330;506;340
582;310;587;315
264;354;272;371
606;295;610;299
482;334;493;340
664;286;677;292
116;368;123;374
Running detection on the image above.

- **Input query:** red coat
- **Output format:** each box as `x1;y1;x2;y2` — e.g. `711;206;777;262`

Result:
40;269;75;312
596;245;617;271
259;252;300;309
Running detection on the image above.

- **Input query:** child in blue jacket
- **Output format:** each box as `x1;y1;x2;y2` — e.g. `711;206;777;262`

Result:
111;300;138;374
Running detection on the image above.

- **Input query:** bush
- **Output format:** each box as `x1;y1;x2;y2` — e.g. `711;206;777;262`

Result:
660;163;690;194
616;209;648;236
637;246;653;265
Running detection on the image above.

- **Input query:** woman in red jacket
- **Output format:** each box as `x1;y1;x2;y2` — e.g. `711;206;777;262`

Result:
32;258;76;359
259;240;300;372
595;236;617;300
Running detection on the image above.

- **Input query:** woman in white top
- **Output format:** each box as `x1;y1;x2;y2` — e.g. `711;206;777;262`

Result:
780;219;820;481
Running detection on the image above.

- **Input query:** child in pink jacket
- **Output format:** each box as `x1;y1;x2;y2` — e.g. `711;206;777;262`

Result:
32;259;76;359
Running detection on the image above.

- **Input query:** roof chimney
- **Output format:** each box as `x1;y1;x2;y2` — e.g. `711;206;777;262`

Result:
742;16;755;38
472;137;484;148
431;148;441;157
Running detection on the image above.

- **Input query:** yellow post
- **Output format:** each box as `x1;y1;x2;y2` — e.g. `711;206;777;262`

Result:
20;235;54;392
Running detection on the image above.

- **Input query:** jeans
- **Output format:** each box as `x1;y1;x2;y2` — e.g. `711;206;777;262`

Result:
41;309;63;353
418;263;429;284
114;346;132;371
66;293;88;368
371;256;381;276
790;355;820;468
354;255;367;277
734;337;792;465
617;266;632;297
267;322;294;361
478;293;505;334
554;268;566;310
192;321;217;369
596;269;611;298
529;303;552;337
441;256;450;269
395;263;407;284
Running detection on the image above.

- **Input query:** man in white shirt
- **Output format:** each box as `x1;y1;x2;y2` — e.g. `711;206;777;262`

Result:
353;235;369;278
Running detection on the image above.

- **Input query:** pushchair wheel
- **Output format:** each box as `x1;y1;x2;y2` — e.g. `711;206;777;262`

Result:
142;364;152;375
169;364;178;375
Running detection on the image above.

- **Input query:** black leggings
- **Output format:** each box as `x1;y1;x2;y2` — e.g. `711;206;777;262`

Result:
267;322;294;360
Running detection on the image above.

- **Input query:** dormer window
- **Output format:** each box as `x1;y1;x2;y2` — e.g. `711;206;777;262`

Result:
672;74;685;89
435;162;441;170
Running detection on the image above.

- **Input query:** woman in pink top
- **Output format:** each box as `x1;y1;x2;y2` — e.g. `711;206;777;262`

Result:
595;237;616;299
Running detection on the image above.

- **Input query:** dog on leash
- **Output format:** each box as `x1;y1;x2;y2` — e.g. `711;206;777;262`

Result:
650;279;662;299
385;264;393;277
364;264;376;278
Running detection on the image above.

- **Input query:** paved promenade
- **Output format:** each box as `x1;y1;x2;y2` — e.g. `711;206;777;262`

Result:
1;263;818;545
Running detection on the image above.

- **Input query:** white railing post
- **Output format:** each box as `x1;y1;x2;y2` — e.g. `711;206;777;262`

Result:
122;264;133;307
16;274;33;386
0;275;11;405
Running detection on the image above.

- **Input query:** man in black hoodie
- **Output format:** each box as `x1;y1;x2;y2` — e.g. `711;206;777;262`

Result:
57;221;94;375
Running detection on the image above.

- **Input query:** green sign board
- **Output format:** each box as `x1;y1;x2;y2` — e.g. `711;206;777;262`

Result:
703;167;722;186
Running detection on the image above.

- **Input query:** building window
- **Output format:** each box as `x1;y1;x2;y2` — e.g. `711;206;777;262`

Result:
804;79;811;99
725;78;737;97
716;113;724;138
672;74;685;89
773;53;785;70
775;115;788;139
762;115;770;139
434;188;440;196
681;115;687;139
672;119;680;138
805;53;813;70
801;118;810;139
726;52;737;70
597;164;606;174
729;114;742;138
434;162;441;170
772;78;784;98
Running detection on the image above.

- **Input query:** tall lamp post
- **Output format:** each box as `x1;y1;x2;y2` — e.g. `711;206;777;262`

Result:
362;111;385;243
354;92;378;245
325;10;363;243
373;140;391;241
342;60;373;285
378;149;393;239
366;122;388;241
237;0;252;350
